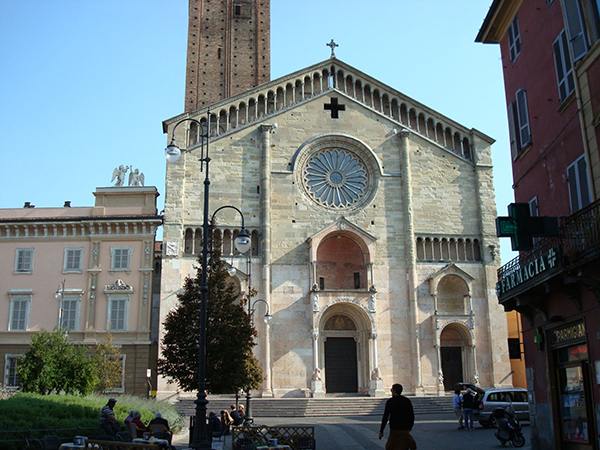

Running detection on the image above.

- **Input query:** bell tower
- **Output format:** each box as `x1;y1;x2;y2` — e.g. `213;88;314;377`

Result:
185;0;271;112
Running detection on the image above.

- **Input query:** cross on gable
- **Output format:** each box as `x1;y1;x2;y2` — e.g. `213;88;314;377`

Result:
496;203;559;251
324;98;345;119
326;39;339;58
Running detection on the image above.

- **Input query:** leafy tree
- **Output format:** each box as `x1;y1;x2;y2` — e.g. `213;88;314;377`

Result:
158;241;263;394
91;333;125;393
17;328;98;395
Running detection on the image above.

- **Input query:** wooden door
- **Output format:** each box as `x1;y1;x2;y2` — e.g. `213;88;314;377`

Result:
441;347;463;390
325;337;358;393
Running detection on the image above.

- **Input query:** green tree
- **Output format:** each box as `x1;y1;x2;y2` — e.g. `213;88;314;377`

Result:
158;243;263;394
91;333;125;393
17;329;98;395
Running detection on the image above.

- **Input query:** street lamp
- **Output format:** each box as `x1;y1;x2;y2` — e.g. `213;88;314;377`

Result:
55;279;66;331
165;114;250;449
243;298;272;424
249;299;272;325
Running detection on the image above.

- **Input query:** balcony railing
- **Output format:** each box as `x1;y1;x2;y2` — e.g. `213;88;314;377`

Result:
498;199;600;289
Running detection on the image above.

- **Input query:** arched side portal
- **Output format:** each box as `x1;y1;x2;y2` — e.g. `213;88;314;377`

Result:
315;302;373;395
438;322;475;391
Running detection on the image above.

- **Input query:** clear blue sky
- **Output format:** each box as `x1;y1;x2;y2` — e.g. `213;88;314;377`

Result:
0;1;516;263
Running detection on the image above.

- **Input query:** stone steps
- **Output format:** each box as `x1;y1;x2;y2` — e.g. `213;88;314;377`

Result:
177;395;453;418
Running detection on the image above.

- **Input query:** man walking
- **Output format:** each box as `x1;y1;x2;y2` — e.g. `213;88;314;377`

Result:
379;384;416;450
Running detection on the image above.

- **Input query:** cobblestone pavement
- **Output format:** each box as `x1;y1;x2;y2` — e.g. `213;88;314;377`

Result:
173;412;531;450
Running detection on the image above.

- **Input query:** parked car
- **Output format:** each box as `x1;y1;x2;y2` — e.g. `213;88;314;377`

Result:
476;387;529;427
457;383;529;427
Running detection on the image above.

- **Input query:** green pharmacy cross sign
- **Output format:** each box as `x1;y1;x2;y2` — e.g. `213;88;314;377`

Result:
496;203;559;251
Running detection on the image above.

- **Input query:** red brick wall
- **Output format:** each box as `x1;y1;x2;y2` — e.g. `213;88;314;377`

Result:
499;1;585;217
185;0;270;112
316;236;365;290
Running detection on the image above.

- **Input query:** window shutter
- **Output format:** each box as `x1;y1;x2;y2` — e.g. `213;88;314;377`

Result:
567;163;580;211
562;0;588;61
507;102;519;159
516;88;532;147
577;156;591;208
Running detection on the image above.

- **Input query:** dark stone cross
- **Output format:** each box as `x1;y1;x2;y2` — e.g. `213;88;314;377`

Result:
326;39;339;58
324;98;345;119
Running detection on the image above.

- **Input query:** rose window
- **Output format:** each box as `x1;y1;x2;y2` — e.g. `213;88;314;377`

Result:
303;149;368;209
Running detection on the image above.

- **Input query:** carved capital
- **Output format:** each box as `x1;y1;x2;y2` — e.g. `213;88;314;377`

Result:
260;124;276;133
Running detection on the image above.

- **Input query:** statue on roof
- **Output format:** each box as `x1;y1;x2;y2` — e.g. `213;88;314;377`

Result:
129;168;145;186
111;165;131;186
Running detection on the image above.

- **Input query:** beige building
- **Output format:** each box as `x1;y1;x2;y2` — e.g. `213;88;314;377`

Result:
0;186;162;395
158;56;513;398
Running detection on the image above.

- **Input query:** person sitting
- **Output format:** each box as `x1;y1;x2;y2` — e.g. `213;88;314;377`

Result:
230;404;242;426
148;412;170;431
221;410;233;428
209;411;222;437
148;412;172;444
130;411;148;438
99;398;120;438
124;409;135;425
238;405;246;420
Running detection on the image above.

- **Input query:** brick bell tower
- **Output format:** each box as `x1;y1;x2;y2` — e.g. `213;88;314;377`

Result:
185;0;271;112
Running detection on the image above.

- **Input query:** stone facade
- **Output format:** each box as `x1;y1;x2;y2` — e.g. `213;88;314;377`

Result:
158;58;512;398
185;0;270;111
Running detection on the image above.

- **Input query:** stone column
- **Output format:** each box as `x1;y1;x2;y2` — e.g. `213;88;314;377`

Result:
311;331;324;397
260;123;276;397
400;130;424;394
369;331;385;397
435;337;445;395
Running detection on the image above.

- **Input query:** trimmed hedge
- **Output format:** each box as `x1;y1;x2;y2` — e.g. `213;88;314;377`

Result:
0;393;182;449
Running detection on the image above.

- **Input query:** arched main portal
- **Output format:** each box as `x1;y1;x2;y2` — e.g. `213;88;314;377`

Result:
319;303;371;394
440;323;472;390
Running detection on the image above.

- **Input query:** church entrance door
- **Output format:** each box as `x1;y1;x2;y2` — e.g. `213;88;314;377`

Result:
441;347;463;390
325;337;358;393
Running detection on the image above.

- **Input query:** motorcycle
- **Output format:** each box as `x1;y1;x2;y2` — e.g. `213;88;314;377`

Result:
493;406;525;447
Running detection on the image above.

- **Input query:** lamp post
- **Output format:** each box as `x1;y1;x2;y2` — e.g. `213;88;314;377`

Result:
165;114;251;449
55;279;66;330
244;298;272;423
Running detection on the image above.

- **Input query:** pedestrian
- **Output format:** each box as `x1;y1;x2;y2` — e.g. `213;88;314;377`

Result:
453;389;464;429
99;397;120;437
230;404;242;426
379;383;417;450
462;388;476;431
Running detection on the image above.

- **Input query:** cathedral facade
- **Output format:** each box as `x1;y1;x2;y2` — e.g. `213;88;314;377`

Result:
157;1;511;398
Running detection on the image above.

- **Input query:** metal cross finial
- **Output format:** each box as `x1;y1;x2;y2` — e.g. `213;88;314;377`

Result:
326;39;339;58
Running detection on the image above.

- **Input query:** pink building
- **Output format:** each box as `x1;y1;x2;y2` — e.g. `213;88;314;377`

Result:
478;1;600;449
0;187;162;395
